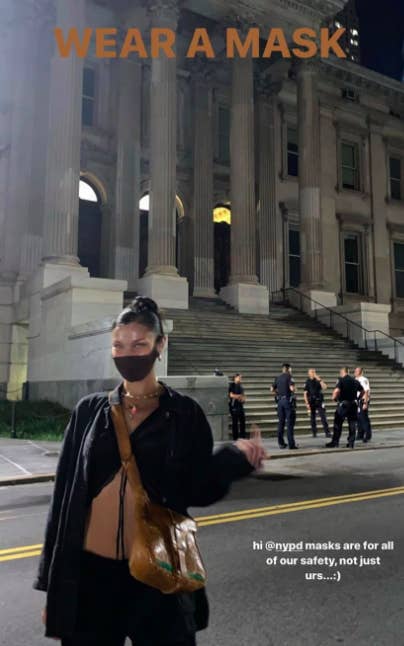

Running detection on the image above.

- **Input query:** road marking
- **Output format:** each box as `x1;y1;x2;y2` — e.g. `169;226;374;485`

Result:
0;550;42;562
1;485;404;562
196;485;404;523
0;453;31;475
0;544;43;556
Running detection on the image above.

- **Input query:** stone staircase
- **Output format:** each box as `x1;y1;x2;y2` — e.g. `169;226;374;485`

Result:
165;297;404;437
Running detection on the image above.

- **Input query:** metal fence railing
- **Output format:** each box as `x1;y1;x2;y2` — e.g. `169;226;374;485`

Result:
272;287;404;366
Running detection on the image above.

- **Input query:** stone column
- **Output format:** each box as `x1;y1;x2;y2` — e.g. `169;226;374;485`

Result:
257;77;283;297
0;1;44;281
113;57;142;291
42;0;86;266
220;39;269;314
138;0;188;309
191;62;215;298
296;60;336;310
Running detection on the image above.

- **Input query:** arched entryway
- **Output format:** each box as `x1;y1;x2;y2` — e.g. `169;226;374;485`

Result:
78;178;102;277
214;203;231;293
139;193;186;277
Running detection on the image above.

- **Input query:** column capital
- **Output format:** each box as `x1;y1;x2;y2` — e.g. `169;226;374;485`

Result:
291;58;320;80
148;0;180;28
255;72;282;101
224;9;257;35
186;55;215;86
13;0;56;27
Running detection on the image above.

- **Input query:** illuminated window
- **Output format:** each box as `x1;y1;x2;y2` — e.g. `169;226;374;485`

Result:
213;205;231;225
79;179;98;202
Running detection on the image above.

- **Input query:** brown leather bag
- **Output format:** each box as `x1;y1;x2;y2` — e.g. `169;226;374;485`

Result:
109;400;207;594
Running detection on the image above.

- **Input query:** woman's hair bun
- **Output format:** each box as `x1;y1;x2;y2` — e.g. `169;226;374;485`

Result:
130;296;159;315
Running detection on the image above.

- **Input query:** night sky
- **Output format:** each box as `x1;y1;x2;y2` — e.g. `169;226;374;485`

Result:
356;0;404;80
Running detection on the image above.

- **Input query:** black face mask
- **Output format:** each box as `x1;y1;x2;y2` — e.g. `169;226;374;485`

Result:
113;347;159;382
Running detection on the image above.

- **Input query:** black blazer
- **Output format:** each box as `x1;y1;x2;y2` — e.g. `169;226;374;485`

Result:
33;383;253;639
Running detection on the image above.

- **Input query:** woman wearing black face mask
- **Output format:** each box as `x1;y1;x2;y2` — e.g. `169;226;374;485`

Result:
34;296;265;646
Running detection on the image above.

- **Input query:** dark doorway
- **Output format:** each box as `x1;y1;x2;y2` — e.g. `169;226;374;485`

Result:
214;204;231;293
78;180;102;277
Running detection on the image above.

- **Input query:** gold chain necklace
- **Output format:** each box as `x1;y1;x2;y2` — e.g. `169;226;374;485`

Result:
122;384;163;418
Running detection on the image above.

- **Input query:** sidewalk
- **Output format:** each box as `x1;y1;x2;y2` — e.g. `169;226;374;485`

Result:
1;430;404;486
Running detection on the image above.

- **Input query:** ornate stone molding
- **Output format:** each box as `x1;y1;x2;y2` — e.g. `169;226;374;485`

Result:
13;0;56;27
148;0;180;27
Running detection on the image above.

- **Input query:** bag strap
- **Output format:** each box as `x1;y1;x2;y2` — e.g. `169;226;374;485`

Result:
109;397;149;505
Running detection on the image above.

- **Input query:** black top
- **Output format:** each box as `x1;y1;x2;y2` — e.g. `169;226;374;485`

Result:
273;373;294;398
33;383;253;640
335;375;364;402
229;382;244;412
304;378;324;401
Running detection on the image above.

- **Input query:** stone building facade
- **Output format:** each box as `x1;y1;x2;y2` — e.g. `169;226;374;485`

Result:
2;0;404;400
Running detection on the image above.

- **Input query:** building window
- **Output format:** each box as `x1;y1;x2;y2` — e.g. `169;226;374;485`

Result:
389;157;402;200
218;106;230;164
341;141;360;191
289;228;300;287
82;67;96;127
344;233;362;293
394;242;404;298
287;127;299;177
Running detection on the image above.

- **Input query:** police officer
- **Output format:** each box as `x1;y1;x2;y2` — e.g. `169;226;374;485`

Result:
229;373;246;440
271;363;298;449
326;367;364;449
354;366;372;443
303;368;331;438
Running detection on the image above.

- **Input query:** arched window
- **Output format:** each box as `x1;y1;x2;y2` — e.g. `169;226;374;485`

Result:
78;178;102;277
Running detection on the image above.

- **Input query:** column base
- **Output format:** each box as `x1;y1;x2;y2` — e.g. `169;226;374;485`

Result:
193;287;216;299
300;289;337;313
220;283;269;315
137;274;189;310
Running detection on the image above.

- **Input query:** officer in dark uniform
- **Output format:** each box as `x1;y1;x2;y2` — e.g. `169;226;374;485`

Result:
229;373;246;440
271;364;298;449
303;368;331;438
326;367;364;449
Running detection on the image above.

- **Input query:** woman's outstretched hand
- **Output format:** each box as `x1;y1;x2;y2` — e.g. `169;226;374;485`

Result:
235;425;268;470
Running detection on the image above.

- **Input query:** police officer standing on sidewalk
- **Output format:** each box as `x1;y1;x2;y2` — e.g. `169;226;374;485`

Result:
229;373;246;440
303;369;331;438
326;367;364;449
271;364;298;450
354;366;372;443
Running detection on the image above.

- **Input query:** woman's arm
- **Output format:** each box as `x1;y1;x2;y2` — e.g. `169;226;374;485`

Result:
33;405;81;591
186;403;255;508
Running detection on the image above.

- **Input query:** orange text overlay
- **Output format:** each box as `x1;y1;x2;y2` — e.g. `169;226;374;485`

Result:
54;27;347;60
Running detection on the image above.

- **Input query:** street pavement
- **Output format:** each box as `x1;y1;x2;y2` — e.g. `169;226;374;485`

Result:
1;443;404;646
2;429;404;484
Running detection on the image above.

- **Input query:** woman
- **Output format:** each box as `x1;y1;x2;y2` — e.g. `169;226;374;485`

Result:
34;296;265;645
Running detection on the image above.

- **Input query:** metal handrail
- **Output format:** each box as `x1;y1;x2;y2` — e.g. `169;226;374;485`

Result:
273;287;404;364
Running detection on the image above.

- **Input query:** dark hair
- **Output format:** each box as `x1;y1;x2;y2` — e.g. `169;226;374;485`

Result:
282;363;291;370
342;366;349;374
113;296;164;339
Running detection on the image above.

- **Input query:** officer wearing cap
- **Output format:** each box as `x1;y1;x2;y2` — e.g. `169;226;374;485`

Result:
326;367;364;449
271;364;298;450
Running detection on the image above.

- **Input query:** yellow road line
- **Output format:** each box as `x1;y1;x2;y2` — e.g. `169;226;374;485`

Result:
1;486;404;562
196;485;404;522
0;544;43;556
0;550;42;563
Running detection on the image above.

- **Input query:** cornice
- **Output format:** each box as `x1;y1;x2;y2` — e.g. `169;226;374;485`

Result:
318;58;404;106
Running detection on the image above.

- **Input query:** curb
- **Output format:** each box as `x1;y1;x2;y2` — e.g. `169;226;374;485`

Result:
268;443;404;459
2;443;404;487
0;473;55;487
